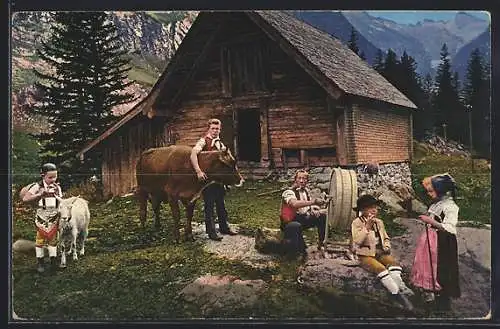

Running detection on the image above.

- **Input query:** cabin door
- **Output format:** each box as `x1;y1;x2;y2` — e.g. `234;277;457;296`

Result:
236;109;261;162
220;114;235;153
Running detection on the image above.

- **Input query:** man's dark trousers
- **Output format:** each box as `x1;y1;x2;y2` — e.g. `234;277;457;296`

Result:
203;184;230;234
281;213;326;254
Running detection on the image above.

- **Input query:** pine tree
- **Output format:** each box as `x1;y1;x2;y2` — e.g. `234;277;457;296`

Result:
348;27;360;56
382;49;400;86
372;49;384;73
419;73;436;135
396;51;430;139
32;12;136;187
432;44;458;138
463;48;490;157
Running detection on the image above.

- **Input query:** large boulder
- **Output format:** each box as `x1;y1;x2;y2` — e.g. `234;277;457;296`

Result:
12;239;36;255
191;222;278;269
178;275;267;315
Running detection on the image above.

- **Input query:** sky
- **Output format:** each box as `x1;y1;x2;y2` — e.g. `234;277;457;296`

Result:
365;11;490;24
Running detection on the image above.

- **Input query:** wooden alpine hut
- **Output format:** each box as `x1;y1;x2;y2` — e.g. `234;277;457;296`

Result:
77;11;417;199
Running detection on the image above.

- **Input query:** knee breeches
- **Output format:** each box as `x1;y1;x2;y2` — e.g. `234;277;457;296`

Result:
358;253;398;274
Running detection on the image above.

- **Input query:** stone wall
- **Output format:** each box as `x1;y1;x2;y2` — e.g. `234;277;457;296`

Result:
272;162;424;215
275;163;413;199
355;162;413;196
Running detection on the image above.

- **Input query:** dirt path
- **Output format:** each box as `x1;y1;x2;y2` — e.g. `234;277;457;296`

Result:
392;218;491;318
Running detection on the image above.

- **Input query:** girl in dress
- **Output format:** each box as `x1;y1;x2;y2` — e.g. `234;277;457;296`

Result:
411;173;461;311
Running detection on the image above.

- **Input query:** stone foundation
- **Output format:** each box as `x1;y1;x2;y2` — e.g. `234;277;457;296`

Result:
272;162;413;200
355;162;413;196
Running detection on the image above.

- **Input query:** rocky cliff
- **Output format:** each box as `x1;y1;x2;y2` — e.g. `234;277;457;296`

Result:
11;11;197;132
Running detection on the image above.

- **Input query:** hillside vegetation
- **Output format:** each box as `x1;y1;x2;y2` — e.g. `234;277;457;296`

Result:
410;141;491;224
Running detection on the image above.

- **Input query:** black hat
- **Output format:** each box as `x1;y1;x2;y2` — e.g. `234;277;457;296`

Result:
40;163;57;174
353;194;381;212
431;173;457;197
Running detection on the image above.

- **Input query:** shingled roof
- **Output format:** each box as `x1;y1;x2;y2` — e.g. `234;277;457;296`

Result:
255;11;417;109
78;11;416;158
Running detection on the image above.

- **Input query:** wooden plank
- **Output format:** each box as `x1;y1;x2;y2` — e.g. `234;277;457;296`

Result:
247;12;344;101
221;46;230;96
233;107;238;158
170;24;224;109
300;149;308;167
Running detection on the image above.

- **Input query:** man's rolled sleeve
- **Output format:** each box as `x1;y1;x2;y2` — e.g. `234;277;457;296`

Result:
192;138;205;153
282;189;297;205
27;184;40;195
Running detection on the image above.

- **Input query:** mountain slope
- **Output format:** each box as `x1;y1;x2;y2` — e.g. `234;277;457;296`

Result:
342;11;432;75
11;11;196;132
451;29;491;79
398;12;489;62
291;11;381;65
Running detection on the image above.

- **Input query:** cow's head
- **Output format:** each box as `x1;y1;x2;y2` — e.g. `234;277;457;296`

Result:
208;148;244;187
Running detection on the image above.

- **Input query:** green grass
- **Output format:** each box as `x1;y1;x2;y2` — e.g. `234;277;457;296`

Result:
12;180;408;320
410;141;491;224
11;139;490;320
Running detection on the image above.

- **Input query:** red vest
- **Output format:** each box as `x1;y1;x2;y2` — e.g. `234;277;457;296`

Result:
280;188;310;223
203;136;215;151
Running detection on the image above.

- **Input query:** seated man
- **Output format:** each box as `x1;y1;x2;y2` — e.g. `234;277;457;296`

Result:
280;169;327;260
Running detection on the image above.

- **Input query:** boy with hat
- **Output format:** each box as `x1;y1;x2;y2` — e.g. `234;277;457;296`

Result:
22;163;63;273
351;194;414;310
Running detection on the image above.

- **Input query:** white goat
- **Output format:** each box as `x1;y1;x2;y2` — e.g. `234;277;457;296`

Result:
57;196;91;268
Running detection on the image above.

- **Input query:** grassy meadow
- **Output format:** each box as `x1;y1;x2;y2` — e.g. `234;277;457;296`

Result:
11;133;491;320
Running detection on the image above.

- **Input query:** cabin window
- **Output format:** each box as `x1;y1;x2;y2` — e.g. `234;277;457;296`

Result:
282;149;301;168
221;43;269;96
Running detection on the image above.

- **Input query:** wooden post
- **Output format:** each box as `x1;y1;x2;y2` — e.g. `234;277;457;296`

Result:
409;112;414;162
300;149;308;167
442;123;447;141
282;149;288;172
233;107;238;158
260;101;274;168
468;106;474;172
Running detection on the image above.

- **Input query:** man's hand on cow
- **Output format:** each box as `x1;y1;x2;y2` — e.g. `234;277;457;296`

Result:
196;170;208;181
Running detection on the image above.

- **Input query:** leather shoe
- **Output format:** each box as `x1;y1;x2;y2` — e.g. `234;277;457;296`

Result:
208;234;223;241
220;230;237;236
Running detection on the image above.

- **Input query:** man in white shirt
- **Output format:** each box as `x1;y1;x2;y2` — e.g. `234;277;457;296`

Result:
190;118;237;241
280;169;327;260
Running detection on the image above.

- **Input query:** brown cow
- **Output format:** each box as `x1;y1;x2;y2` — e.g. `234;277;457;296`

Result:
135;145;244;242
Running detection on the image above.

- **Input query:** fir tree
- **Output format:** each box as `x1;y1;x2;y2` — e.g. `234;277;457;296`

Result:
432;44;457;137
348;27;360;55
419;73;436;135
397;51;430;139
372;49;384;73
382;49;400;86
359;51;366;61
463;48;490;157
32;12;136;187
